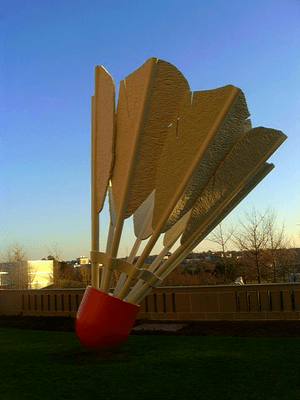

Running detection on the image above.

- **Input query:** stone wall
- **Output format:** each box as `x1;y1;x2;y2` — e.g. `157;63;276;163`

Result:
0;284;299;320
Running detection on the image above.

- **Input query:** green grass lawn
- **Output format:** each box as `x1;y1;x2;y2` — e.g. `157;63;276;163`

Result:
0;328;300;400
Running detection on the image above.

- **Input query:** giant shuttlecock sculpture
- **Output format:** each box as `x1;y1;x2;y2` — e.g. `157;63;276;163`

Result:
75;58;286;352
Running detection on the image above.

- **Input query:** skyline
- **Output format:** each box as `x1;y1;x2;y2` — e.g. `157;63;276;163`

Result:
1;0;300;261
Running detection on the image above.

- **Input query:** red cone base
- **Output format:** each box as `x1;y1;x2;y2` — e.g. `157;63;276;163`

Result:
75;286;140;352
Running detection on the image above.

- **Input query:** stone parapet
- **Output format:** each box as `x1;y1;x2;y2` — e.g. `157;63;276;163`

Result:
0;284;299;320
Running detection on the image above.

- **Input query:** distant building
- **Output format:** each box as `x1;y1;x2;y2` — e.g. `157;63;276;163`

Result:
27;260;53;289
77;256;89;265
0;271;9;288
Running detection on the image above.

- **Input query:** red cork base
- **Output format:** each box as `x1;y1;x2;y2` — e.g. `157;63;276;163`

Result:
75;286;140;352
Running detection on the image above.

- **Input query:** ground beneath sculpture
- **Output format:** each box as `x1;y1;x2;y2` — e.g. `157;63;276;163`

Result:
0;315;300;337
132;323;188;332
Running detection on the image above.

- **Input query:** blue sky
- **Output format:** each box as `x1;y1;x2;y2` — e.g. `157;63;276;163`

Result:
1;0;300;260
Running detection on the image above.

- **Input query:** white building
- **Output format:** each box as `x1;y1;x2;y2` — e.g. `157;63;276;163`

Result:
27;260;54;289
0;271;9;288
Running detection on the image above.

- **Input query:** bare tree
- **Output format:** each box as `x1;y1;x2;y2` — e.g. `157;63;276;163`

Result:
1;242;29;289
234;257;253;284
79;265;91;287
207;223;235;283
265;210;289;282
46;245;63;287
233;208;289;283
233;208;270;283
